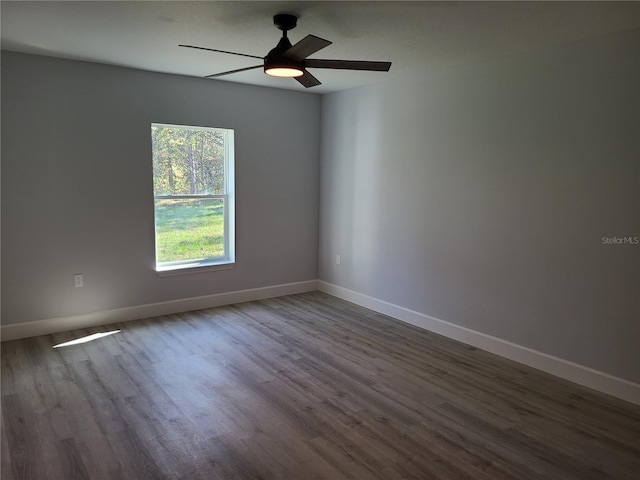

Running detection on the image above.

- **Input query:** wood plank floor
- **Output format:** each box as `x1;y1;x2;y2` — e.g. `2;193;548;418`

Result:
2;291;639;479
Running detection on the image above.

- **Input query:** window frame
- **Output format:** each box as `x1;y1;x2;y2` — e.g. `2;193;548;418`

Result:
151;123;235;275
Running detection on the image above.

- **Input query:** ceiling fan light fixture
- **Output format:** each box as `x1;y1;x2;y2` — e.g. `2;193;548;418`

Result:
265;66;304;77
264;54;304;78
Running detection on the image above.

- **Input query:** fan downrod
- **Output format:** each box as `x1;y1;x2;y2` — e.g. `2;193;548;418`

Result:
273;14;298;32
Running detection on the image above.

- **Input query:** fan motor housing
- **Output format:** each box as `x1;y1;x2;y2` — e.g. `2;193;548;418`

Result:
264;33;303;76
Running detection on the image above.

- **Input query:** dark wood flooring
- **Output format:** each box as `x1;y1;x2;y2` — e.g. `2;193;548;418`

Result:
2;291;639;479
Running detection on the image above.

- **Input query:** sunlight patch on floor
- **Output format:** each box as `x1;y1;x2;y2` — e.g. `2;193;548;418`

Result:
53;330;121;348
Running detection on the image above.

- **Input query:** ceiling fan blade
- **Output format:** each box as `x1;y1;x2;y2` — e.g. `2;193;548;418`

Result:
205;65;263;78
295;70;322;88
284;35;332;60
305;59;392;72
179;44;264;60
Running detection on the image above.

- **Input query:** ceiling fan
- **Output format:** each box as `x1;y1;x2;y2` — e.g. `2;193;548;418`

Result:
179;14;392;88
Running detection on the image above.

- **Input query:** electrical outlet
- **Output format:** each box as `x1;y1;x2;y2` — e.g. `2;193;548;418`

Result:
74;274;84;288
336;255;341;265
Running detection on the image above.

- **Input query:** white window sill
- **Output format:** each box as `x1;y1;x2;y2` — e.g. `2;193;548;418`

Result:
156;260;235;277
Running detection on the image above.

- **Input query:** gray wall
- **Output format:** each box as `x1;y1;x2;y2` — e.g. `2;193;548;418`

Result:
2;52;320;325
319;29;640;383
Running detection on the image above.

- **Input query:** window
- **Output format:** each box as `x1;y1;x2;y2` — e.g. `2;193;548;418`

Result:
151;123;234;272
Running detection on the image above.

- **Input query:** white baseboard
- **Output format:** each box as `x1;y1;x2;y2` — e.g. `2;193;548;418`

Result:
1;280;318;342
317;281;640;406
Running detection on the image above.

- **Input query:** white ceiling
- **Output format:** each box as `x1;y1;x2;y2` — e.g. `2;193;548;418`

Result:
2;1;639;94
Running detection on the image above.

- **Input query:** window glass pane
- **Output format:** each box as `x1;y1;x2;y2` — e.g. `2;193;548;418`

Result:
151;125;225;195
154;198;225;263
